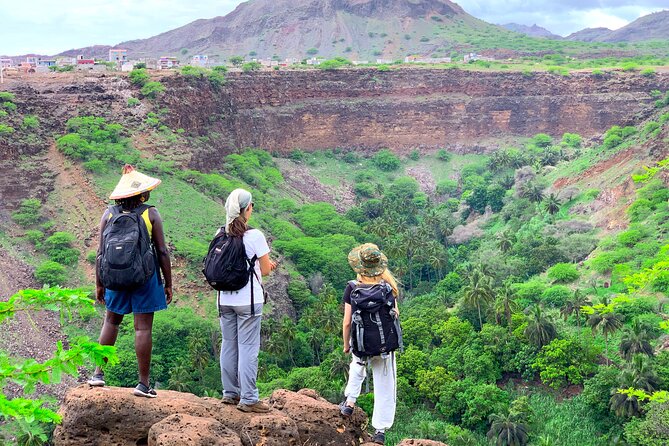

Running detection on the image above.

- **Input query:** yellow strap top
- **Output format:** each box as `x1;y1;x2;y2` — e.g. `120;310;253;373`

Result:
107;208;152;235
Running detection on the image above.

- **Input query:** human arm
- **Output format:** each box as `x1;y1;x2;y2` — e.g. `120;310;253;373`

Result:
258;253;277;276
149;208;173;304
342;303;352;354
95;209;110;304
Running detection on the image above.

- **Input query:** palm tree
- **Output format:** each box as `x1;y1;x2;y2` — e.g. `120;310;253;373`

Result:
521;182;545;203
619;319;654;361
495;284;519;333
543;193;561;218
560;289;590;331
587;311;623;365
524;305;557;348
497;231;515;255
462;268;494;329
610;355;660;418
487;413;530;446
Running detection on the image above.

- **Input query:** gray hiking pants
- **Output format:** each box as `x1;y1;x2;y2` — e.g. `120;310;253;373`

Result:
219;304;263;404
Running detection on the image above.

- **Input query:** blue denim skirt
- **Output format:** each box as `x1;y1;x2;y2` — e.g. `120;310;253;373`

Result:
105;270;167;315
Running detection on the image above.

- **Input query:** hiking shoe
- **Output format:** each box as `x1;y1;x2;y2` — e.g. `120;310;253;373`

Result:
221;395;241;405
133;382;157;398
372;430;385;445
339;401;354;417
87;372;105;387
237;401;270;413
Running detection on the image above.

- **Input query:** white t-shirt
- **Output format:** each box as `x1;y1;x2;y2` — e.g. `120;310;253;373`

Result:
216;228;270;307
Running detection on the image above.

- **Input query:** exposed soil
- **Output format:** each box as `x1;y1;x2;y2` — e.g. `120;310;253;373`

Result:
406;165;437;194
275;159;355;211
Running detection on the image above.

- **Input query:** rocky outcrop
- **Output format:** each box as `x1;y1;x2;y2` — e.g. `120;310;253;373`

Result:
52;386;369;446
159;69;669;165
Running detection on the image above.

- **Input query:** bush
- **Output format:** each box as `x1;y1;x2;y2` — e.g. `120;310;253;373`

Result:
531;133;553;148
408;149;420;161
603;134;622;150
0;124;15;135
532;337;600;389
617;229;644;247
547;263;580;283
44;232;79;265
353;182;375;198
34;261;67;286
128;68;150;86
561;132;582;149
21;115;39;129
373;149;401;171
436;149;452;162
2;101;17;112
0;91;16;102
541;285;572;307
127;97;140;107
24;229;45;246
12;198;41;227
141;81;165;98
242;61;262;72
436;179;458;197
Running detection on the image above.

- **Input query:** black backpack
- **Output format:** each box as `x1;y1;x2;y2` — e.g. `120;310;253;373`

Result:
98;204;156;291
349;280;403;358
203;228;260;314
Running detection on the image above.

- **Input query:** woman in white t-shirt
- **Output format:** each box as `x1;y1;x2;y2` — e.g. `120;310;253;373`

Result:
218;188;277;413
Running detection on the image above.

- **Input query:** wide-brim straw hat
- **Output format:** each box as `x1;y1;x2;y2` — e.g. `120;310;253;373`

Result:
348;243;388;277
109;165;161;200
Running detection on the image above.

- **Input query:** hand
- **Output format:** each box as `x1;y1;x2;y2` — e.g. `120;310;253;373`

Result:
165;286;173;305
269;259;278;271
343;344;350;354
95;284;105;305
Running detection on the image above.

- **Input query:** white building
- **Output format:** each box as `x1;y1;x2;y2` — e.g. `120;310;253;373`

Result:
191;55;209;67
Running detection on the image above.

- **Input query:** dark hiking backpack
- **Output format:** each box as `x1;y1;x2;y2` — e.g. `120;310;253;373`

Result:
98;204;156;291
202;228;260;314
349;281;403;358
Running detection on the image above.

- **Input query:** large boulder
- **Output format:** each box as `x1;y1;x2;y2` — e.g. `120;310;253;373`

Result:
52;386;368;446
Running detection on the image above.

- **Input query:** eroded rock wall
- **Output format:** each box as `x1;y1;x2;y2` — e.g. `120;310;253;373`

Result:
160;69;669;161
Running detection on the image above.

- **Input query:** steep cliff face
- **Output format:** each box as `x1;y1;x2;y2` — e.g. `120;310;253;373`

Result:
158;69;669;166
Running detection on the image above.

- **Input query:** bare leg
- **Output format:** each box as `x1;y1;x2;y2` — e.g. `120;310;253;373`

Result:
134;312;154;386
94;311;124;374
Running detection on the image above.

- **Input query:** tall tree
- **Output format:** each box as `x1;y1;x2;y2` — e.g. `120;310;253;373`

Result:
560;289;590;331
495;284;519;333
543;193;561;219
587;311;623;365
497;231;515;255
619;319;654;361
487;412;530;446
462;268;494;329
524;305;557;348
610;355;660;418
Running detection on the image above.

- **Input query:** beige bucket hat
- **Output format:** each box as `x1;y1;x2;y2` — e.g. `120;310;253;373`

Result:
347;243;388;277
109;164;161;200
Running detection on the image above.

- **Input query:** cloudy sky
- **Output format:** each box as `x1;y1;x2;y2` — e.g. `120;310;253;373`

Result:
1;0;667;55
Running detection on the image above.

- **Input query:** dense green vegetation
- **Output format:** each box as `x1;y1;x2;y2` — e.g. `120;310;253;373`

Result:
5;79;669;444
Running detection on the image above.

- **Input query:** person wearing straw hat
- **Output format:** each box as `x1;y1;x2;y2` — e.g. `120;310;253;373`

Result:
217;188;277;413
340;243;401;445
87;164;172;398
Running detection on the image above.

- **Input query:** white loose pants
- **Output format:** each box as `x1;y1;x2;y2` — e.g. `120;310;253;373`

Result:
344;352;396;431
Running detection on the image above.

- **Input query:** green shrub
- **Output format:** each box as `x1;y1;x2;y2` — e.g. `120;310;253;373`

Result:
44;231;79;265
2;101;17;112
408;149;420;161
436;149;452;162
541;285;572;307
12;198;41;227
373;149;401;171
127;97;140;107
306;48;318;55
242;61;262;72
640;68;655;77
21;115;39;129
531;133;553;148
354;182;375;198
0;92;16;102
561;132;582;149
128;68;150;86
318;57;352;70
547;263;579;283
617;229;644;247
627;198;653;222
603;134;622;150
86;250;98;264
174;239;208;264
0;124;15;135
436;179;458;197
141;81;165;98
533;338;600;389
34;261;67;286
621;62;638;72
24;229;45;246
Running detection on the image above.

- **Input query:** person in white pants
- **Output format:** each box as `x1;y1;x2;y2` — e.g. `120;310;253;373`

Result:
340;243;400;445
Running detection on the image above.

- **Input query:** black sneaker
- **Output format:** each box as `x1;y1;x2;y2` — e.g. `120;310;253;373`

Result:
87;372;105;387
372;430;385;445
133;382;157;398
339;401;354;417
